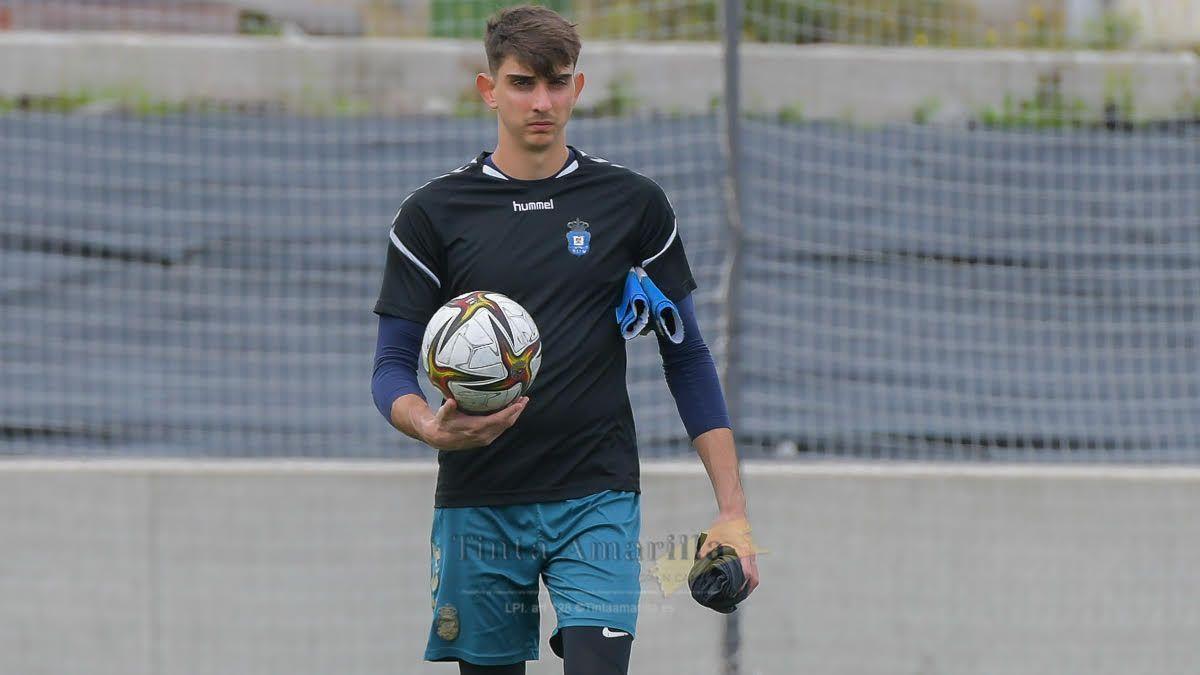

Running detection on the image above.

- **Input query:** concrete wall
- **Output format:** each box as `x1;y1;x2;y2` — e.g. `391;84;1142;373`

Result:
1;33;1197;122
3;460;1199;675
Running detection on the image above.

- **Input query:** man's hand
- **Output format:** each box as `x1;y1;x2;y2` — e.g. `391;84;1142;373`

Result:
417;397;529;451
698;512;761;597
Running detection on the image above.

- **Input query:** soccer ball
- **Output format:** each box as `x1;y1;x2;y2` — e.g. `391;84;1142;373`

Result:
421;291;542;415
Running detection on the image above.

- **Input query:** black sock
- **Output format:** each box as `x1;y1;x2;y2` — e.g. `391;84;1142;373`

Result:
559;626;633;675
458;660;526;675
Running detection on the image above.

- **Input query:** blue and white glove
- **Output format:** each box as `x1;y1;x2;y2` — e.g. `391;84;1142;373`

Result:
635;267;685;344
615;268;650;340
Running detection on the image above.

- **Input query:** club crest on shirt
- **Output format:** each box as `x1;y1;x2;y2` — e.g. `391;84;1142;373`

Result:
566;218;591;256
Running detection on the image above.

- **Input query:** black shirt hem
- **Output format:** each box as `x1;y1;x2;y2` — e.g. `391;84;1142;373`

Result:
434;477;640;508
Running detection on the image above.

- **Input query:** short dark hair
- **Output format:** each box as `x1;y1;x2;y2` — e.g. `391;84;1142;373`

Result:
484;5;581;80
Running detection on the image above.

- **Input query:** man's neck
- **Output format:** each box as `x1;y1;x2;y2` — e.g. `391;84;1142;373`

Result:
489;143;570;181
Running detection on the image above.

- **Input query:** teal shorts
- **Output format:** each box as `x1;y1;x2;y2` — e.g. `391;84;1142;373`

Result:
424;490;641;665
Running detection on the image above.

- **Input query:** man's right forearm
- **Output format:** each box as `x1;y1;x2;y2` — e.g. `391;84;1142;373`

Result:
390;393;433;444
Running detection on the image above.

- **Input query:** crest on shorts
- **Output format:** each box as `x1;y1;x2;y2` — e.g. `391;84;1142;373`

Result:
566;218;590;256
435;604;460;641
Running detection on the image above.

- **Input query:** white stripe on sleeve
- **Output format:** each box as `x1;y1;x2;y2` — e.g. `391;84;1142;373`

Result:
640;218;678;268
389;228;441;288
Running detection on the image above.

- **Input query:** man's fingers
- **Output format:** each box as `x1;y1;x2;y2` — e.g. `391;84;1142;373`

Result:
493;397;528;427
457;397;527;445
431;396;528;448
742;554;760;594
437;398;458;420
507;397;529;422
699;534;759;595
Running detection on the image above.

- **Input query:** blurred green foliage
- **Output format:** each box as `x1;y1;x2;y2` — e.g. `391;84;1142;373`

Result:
977;92;1089;129
0;90;375;118
428;1;1143;50
0;90;197;116
973;69;1143;130
741;0;977;46
237;10;283;36
431;0;571;39
1083;9;1140;50
976;71;1086;128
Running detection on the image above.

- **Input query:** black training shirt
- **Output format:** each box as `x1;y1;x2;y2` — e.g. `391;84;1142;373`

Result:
374;145;696;507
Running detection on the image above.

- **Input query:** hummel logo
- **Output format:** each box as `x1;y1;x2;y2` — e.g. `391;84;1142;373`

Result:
601;627;630;638
514;198;554;212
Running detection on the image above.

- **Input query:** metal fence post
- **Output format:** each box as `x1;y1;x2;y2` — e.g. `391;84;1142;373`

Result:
718;1;745;674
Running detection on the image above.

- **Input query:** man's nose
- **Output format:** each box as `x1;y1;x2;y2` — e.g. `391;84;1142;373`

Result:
531;84;551;111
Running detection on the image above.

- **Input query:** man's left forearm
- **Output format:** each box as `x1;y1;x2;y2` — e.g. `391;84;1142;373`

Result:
693;427;746;516
694;427;761;595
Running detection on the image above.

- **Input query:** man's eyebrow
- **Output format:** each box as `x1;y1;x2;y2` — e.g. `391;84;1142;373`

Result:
505;73;572;81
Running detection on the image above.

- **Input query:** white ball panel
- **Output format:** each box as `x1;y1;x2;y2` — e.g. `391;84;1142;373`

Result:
448;381;522;414
490;294;541;351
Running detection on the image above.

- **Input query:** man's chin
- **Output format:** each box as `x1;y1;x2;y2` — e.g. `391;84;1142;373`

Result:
520;132;559;149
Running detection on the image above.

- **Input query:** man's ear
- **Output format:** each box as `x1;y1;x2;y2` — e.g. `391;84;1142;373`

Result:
476;72;498;109
573;71;586;103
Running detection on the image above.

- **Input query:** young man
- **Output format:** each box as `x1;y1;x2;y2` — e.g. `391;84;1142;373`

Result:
371;6;759;674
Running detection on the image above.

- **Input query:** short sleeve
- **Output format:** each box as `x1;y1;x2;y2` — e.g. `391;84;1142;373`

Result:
373;202;445;323
637;183;697;302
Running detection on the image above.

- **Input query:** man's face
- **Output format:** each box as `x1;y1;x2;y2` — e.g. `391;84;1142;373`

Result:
479;56;585;151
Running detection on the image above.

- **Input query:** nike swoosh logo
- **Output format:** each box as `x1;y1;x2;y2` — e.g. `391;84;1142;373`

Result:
602;627;630;638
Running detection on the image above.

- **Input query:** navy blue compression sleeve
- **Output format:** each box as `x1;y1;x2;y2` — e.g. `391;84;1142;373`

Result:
372;314;426;422
656;294;732;440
